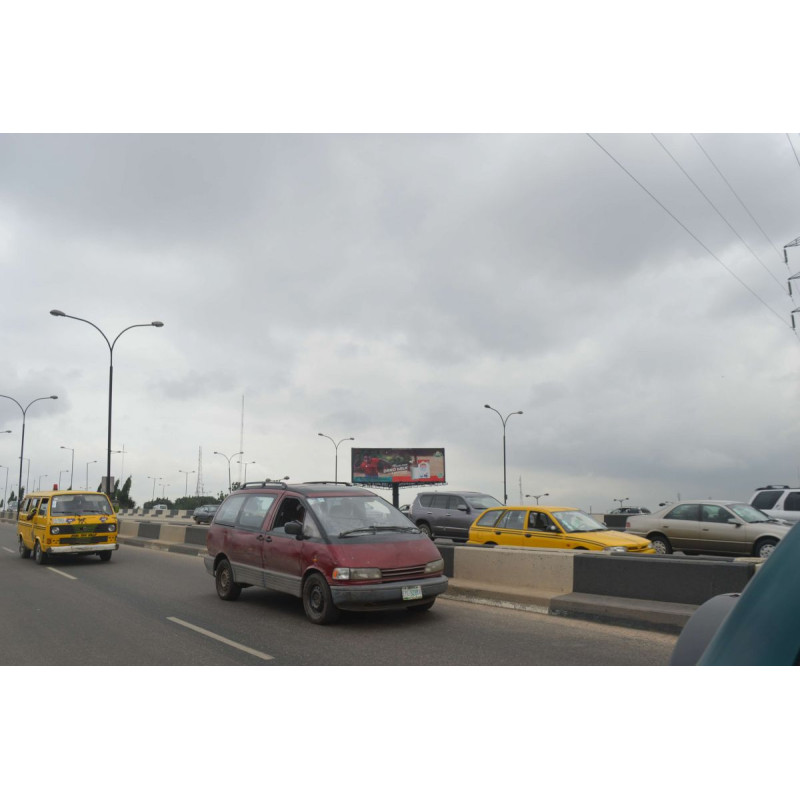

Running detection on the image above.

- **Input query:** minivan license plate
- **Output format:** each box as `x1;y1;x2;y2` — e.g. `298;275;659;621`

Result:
402;585;423;601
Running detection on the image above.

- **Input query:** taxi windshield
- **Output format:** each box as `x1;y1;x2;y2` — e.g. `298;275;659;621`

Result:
307;495;418;537
51;494;113;516
552;510;607;533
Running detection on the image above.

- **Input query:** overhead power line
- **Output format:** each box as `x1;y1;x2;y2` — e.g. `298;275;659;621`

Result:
691;134;785;262
652;133;788;295
586;133;794;334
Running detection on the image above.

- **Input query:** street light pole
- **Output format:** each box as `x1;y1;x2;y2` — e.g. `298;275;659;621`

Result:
178;469;195;496
317;433;354;483
1;465;8;510
613;497;629;507
214;451;243;493
50;310;163;499
526;493;549;504
60;445;75;489
147;476;161;503
484;405;523;505
1;394;58;519
86;460;98;490
237;461;256;483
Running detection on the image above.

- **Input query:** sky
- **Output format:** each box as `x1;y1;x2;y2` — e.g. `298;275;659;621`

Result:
1;131;799;512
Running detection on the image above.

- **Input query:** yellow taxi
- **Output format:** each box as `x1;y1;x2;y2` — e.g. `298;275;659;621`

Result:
17;490;119;564
468;505;655;553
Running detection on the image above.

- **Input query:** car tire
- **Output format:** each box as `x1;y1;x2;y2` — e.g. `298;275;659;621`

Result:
417;522;434;540
34;540;48;565
407;600;435;613
19;537;31;559
215;558;242;601
754;538;779;559
649;534;672;555
302;573;340;625
98;551;112;562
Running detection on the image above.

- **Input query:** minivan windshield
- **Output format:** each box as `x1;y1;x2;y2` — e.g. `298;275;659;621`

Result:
307;495;418;537
51;494;114;516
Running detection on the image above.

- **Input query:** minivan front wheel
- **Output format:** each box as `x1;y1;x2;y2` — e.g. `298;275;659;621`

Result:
302;573;340;625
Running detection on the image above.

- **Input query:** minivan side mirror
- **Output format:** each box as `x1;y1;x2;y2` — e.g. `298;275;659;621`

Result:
285;520;304;539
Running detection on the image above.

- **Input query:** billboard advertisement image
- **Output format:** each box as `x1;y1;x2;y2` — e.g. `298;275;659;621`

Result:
351;448;445;485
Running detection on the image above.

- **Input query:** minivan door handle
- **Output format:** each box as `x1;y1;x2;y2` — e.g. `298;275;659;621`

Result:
257;534;272;542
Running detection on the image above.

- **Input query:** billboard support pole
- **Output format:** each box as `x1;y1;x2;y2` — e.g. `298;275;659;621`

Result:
392;484;400;508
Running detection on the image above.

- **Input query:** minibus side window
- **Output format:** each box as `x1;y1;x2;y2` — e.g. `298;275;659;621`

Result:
37;499;49;516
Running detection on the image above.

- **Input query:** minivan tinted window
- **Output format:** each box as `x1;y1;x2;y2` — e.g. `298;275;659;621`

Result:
216;495;249;526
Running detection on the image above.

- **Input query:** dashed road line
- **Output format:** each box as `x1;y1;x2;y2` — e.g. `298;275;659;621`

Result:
167;617;274;662
2;547;15;554
47;567;78;580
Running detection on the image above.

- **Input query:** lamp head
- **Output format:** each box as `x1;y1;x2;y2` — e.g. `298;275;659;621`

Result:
151;321;164;327
50;309;65;317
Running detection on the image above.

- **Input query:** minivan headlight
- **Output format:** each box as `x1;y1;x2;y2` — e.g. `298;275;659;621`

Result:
332;567;382;581
424;558;444;573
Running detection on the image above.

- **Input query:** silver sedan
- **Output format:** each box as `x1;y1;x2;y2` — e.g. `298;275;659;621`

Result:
624;501;790;558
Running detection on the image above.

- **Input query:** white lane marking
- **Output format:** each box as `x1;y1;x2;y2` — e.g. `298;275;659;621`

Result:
167;617;274;662
47;567;78;580
2;547;15;554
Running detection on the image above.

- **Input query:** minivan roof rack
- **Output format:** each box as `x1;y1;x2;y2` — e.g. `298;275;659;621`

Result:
756;485;792;490
302;481;353;486
239;481;289;489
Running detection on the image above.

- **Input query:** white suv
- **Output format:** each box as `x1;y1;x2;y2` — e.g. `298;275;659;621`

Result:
749;486;800;523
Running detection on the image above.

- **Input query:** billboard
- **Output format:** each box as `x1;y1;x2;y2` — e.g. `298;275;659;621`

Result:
351;448;445;485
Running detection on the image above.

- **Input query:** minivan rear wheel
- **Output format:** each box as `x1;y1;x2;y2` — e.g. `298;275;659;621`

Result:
19;537;31;559
215;558;242;601
302;573;340;625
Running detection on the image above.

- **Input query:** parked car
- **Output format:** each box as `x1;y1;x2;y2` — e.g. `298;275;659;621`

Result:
469;506;655;553
17;489;118;564
671;521;800;665
408;490;501;541
748;485;800;523
607;506;651;515
192;504;219;524
205;482;447;624
625;500;790;558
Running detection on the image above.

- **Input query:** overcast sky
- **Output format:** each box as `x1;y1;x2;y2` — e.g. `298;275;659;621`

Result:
1;132;798;510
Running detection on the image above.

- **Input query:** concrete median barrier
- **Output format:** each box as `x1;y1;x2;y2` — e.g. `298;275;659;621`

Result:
111;521;761;632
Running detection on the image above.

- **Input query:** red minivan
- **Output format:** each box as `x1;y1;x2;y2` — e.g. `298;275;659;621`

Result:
205;481;448;624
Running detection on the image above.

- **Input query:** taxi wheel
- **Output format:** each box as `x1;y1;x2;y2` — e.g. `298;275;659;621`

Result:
215;559;242;601
302;573;340;625
417;523;434;540
407;600;435;613
34;541;48;565
98;551;112;562
18;538;31;559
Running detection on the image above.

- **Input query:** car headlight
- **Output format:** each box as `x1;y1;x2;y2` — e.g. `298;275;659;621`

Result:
331;567;382;580
51;527;60;534
107;524;116;532
424;558;444;573
603;546;628;553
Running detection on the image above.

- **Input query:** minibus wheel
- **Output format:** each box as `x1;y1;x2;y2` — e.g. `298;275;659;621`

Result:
34;541;48;565
18;537;31;559
98;551;112;562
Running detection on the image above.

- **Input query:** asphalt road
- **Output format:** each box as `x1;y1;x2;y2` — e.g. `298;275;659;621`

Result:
0;521;677;665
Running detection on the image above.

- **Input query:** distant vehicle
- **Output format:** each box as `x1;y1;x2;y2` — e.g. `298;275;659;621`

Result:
625;500;789;558
671;521;800;665
408;490;501;541
607;506;651;515
152;504;168;512
7;501;18;512
469;505;654;552
17;489;118;564
748;486;800;523
192;504;219;524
